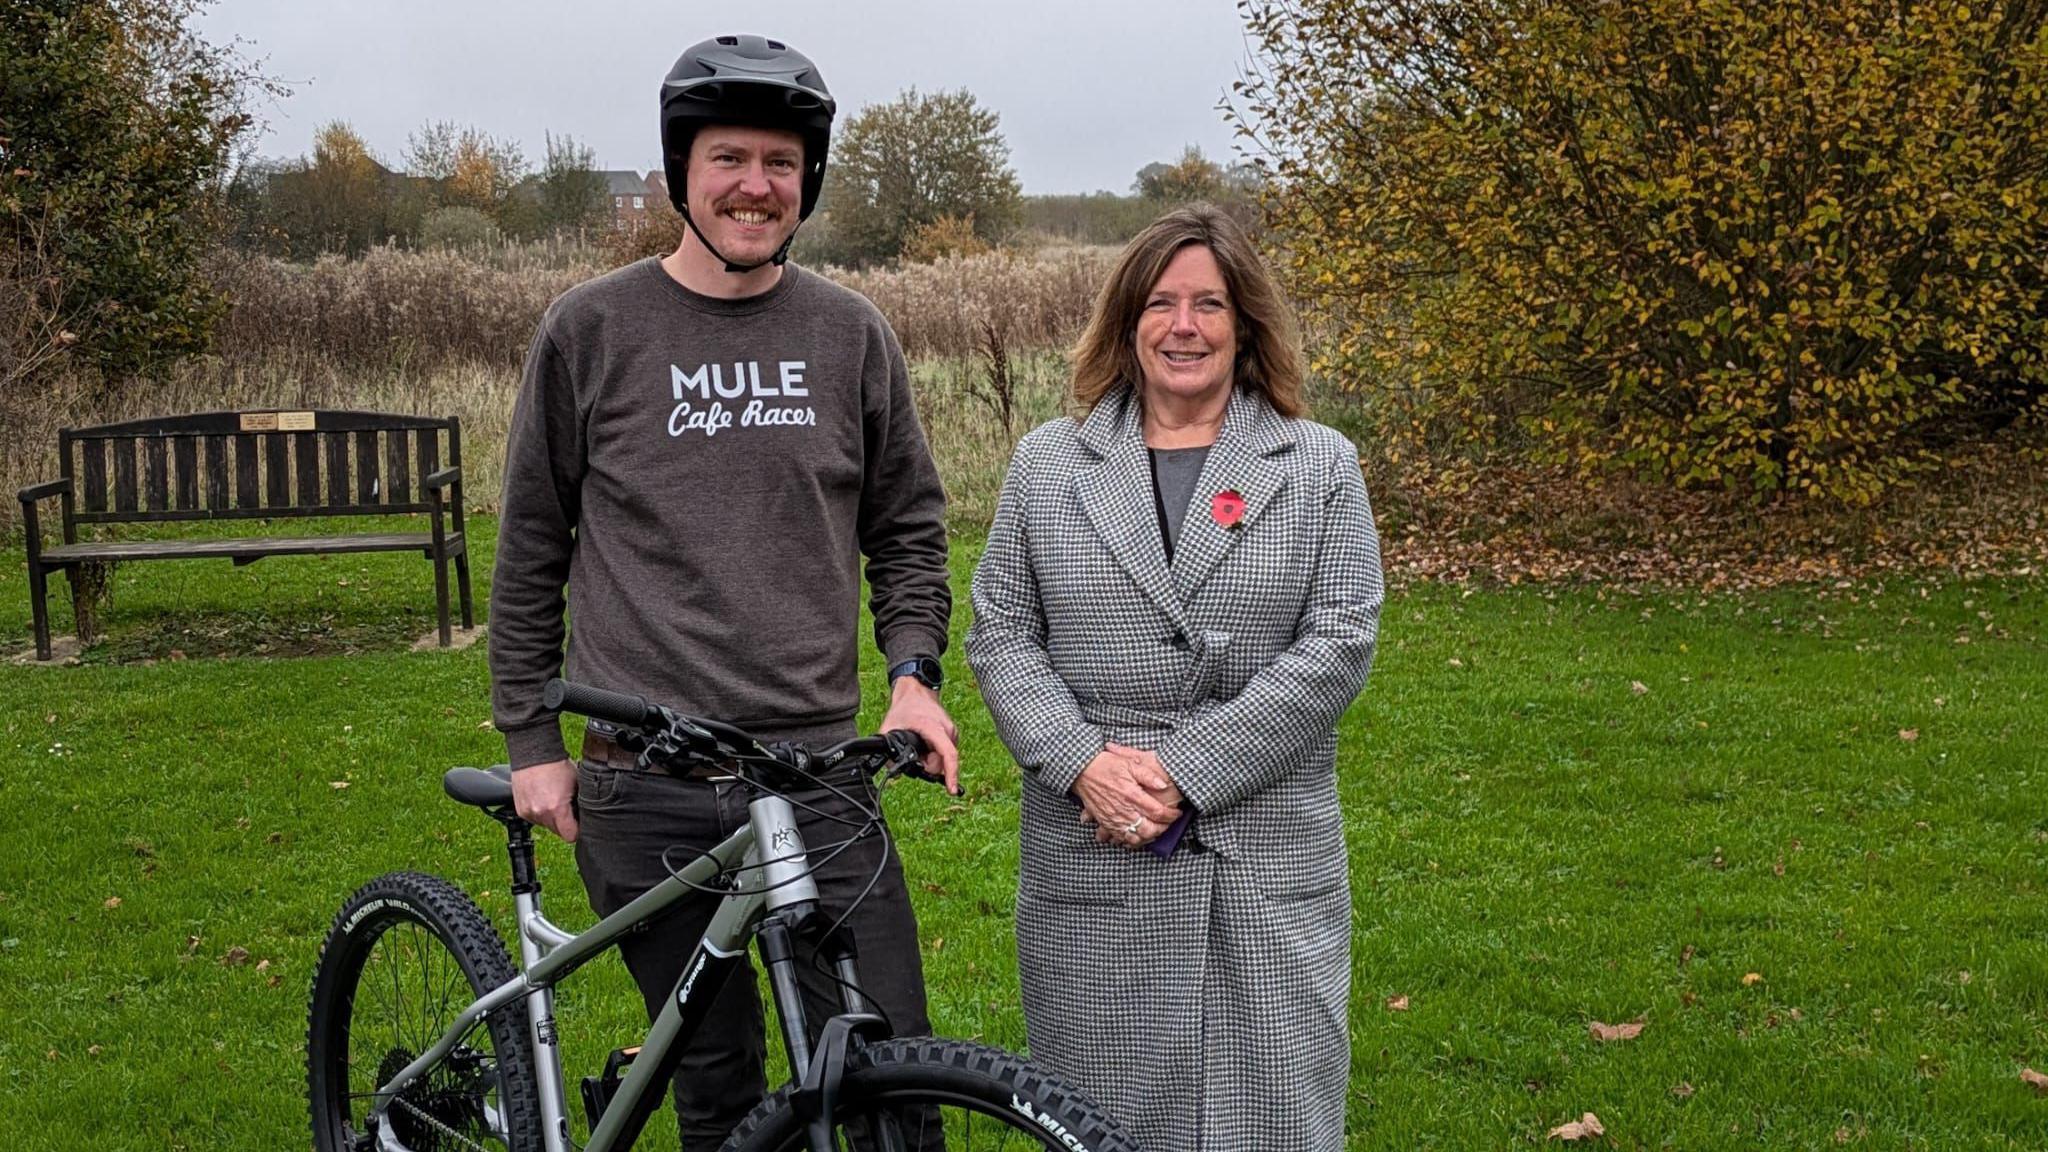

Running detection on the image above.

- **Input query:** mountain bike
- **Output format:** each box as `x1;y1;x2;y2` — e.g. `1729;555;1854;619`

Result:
305;677;1139;1152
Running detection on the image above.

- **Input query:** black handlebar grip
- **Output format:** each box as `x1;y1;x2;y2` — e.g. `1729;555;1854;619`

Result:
544;678;657;729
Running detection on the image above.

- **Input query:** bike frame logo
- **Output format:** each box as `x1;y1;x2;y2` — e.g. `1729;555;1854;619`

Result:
1010;1094;1093;1152
674;952;709;1008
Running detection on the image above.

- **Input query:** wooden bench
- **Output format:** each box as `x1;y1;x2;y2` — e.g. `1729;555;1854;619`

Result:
17;409;474;661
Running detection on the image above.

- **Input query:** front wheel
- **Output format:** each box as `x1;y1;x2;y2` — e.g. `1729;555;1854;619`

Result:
307;870;542;1151
721;1037;1141;1152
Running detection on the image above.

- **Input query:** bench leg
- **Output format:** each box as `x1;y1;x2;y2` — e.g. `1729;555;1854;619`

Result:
434;551;452;647
64;564;93;648
28;558;51;662
455;551;474;630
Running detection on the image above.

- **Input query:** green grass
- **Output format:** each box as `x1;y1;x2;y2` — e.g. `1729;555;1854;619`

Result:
1;519;2044;1149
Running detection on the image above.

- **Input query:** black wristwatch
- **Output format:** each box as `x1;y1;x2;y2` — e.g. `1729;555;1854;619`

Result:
887;655;944;692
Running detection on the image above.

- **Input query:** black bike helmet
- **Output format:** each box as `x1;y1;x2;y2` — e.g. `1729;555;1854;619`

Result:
660;34;835;271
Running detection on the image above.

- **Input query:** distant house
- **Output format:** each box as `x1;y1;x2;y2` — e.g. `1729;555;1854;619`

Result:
601;170;666;229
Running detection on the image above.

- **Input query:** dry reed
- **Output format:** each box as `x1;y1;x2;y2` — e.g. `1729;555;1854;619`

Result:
205;243;1120;372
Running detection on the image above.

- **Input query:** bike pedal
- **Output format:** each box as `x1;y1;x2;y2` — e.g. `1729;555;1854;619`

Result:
580;1045;640;1130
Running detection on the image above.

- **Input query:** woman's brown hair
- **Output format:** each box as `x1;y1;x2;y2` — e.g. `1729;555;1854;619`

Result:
1069;203;1305;418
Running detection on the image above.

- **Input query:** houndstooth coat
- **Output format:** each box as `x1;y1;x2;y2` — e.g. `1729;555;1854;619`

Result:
967;384;1383;1151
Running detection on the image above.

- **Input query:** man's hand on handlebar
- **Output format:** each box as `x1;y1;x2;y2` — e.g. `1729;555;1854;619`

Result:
879;677;961;796
512;758;580;842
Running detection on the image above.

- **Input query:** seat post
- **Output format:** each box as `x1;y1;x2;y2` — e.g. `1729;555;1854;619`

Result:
495;809;541;897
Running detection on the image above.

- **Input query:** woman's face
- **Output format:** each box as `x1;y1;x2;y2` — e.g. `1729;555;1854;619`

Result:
1134;244;1238;408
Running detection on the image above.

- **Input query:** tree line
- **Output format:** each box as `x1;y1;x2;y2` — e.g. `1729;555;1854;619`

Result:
219;89;1260;268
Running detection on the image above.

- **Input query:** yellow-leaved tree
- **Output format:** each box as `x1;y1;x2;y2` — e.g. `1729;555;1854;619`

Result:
1238;0;2048;501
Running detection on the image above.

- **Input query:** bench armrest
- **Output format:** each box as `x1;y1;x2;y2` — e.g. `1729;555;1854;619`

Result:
424;467;460;491
17;478;68;558
17;478;67;507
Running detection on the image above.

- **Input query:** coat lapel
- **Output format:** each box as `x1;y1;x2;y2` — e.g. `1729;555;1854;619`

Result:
1074;389;1188;631
1169;388;1296;602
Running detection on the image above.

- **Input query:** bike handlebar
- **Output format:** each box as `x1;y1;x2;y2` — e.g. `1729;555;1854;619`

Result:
543;677;935;784
543;678;658;730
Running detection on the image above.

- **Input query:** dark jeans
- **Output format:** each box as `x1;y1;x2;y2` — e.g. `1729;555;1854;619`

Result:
572;753;939;1152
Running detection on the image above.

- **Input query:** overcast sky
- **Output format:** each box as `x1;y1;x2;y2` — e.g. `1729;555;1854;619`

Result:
195;0;1256;195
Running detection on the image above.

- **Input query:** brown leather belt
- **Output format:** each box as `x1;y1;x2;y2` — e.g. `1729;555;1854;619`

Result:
581;727;735;782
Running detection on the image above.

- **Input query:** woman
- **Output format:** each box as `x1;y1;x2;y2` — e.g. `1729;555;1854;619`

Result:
967;204;1384;1149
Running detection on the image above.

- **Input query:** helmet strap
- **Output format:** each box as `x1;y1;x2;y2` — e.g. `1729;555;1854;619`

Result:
680;205;802;273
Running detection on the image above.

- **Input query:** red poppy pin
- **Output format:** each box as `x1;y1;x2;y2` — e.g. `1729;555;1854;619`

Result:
1211;489;1246;530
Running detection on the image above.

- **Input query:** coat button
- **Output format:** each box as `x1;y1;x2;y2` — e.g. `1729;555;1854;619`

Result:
1168;629;1190;650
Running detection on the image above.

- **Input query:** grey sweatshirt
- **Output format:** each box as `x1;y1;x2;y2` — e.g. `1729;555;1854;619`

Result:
489;259;951;768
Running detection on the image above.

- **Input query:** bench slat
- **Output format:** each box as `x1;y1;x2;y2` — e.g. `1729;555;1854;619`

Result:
325;432;349;508
81;439;108;513
295;433;320;506
264;432;290;508
42;531;455;563
385;428;411;505
205;436;230;511
234;433;260;509
418;431;441;491
356;431;379;504
112;437;139;513
174;437;198;511
145;439;169;512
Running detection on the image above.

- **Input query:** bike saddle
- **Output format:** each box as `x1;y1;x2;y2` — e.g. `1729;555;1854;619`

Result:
443;764;515;810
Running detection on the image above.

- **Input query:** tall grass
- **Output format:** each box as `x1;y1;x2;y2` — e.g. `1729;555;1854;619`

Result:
204;243;1118;372
4;352;1062;532
4;245;1117;531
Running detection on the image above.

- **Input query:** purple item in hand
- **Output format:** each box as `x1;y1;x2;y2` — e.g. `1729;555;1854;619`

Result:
1146;808;1195;858
1066;793;1196;857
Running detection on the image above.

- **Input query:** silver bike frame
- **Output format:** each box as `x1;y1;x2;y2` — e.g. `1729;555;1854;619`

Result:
367;793;821;1152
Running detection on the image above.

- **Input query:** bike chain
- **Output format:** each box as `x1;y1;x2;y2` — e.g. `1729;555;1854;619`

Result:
385;1093;495;1152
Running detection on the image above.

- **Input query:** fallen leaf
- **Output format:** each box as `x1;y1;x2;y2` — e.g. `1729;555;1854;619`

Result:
1589;1019;1645;1042
476;719;495;730
1743;972;1764;986
183;935;202;954
87;1045;102;1056
1899;728;1919;742
1549;1112;1605;1141
2023;1067;2048;1094
221;946;250;967
103;896;122;910
1671;1081;1695;1099
255;959;271;973
1447;657;1464;668
1387;994;1410;1011
329;781;350;790
1679;944;1695;967
267;974;282;988
1631;680;1649;695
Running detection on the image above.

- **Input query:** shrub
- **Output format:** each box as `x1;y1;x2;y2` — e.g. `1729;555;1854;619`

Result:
900;214;990;263
418;206;504;251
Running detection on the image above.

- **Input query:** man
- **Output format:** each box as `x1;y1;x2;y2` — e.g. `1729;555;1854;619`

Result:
488;34;958;1149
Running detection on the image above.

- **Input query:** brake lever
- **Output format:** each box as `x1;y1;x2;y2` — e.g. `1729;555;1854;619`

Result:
882;729;946;788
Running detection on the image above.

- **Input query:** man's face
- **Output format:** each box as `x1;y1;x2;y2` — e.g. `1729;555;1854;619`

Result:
685;124;805;265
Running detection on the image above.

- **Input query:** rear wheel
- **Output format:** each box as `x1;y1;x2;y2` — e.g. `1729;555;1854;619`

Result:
307;871;542;1151
721;1037;1140;1151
